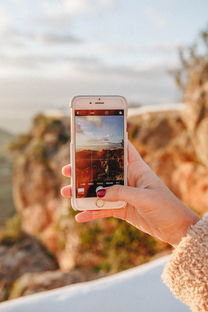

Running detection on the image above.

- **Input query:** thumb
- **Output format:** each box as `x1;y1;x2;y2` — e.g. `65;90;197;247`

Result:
97;185;145;207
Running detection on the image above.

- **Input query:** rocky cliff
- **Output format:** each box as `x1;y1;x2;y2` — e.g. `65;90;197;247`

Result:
128;108;208;215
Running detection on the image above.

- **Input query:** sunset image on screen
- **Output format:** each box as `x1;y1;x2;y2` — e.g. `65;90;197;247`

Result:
75;110;124;198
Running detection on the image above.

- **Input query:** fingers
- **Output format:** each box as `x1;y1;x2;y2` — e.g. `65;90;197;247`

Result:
62;165;71;177
97;184;145;208
60;185;72;197
60;185;125;220
75;207;126;223
128;141;143;164
75;209;114;222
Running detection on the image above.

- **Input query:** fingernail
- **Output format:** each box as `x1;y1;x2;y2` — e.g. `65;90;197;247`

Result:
97;189;106;198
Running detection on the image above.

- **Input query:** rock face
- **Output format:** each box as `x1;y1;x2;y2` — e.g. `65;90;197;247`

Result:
128;107;208;214
0;232;104;302
183;64;208;168
0;234;58;301
10;115;80;271
9;269;103;299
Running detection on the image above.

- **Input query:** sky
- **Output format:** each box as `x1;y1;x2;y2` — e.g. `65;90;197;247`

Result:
0;0;208;133
76;115;123;148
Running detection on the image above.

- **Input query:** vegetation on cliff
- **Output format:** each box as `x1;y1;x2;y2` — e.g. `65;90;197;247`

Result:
0;129;15;225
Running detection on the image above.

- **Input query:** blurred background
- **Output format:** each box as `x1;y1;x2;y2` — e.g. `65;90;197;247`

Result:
0;0;208;304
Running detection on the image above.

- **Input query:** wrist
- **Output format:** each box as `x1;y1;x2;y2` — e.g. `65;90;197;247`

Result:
169;213;200;247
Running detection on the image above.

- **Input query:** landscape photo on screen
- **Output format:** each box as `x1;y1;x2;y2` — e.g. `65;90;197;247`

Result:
75;109;124;198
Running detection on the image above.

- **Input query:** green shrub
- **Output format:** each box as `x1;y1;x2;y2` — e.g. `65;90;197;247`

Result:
74;216;169;273
0;214;22;243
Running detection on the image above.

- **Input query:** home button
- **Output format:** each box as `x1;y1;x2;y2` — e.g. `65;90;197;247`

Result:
96;199;104;208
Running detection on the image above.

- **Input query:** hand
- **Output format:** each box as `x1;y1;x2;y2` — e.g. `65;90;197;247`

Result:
61;141;200;247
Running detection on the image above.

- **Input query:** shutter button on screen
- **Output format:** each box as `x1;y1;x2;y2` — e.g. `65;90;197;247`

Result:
96;186;104;208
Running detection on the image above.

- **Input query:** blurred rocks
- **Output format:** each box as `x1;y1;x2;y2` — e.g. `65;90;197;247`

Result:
0;232;103;302
9;269;103;299
128;107;208;214
172;162;208;212
10;114;80;271
183;64;208;168
0;234;58;302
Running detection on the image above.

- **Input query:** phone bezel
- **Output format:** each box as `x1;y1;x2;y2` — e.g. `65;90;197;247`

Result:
70;95;128;211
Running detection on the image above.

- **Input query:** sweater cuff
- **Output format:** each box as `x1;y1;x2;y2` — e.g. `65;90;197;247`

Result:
162;214;208;312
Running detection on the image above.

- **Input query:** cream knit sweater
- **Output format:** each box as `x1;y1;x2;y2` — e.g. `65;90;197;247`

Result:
162;215;208;312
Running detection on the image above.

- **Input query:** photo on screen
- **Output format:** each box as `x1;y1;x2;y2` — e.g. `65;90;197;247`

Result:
75;110;124;198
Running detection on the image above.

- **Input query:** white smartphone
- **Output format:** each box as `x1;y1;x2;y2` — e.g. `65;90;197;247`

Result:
70;95;128;211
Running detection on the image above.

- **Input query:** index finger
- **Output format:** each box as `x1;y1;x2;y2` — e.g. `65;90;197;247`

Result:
75;207;127;223
128;141;142;164
62;164;71;177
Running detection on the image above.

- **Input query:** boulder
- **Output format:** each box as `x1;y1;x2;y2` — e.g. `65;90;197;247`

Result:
9;269;103;299
0;234;58;302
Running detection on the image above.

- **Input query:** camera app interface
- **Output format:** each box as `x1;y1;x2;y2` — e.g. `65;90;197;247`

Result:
75;109;124;198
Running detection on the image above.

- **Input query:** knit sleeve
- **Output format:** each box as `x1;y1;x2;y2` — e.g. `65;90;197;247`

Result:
162;215;208;312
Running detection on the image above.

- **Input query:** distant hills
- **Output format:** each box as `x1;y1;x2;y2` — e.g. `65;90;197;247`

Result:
77;142;123;151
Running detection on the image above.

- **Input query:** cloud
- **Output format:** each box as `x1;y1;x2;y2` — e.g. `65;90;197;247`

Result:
103;134;110;142
42;0;119;25
0;52;98;74
0;2;82;47
140;42;181;55
0;8;11;32
144;6;169;28
50;0;93;15
84;116;104;128
76;123;84;134
42;0;92;25
0;46;178;83
86;137;109;146
73;59;176;80
0;26;81;47
34;31;81;45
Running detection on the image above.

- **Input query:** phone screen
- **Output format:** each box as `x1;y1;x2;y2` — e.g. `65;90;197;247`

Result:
75;109;124;198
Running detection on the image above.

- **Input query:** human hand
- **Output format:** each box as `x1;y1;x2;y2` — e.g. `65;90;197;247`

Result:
61;142;200;247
